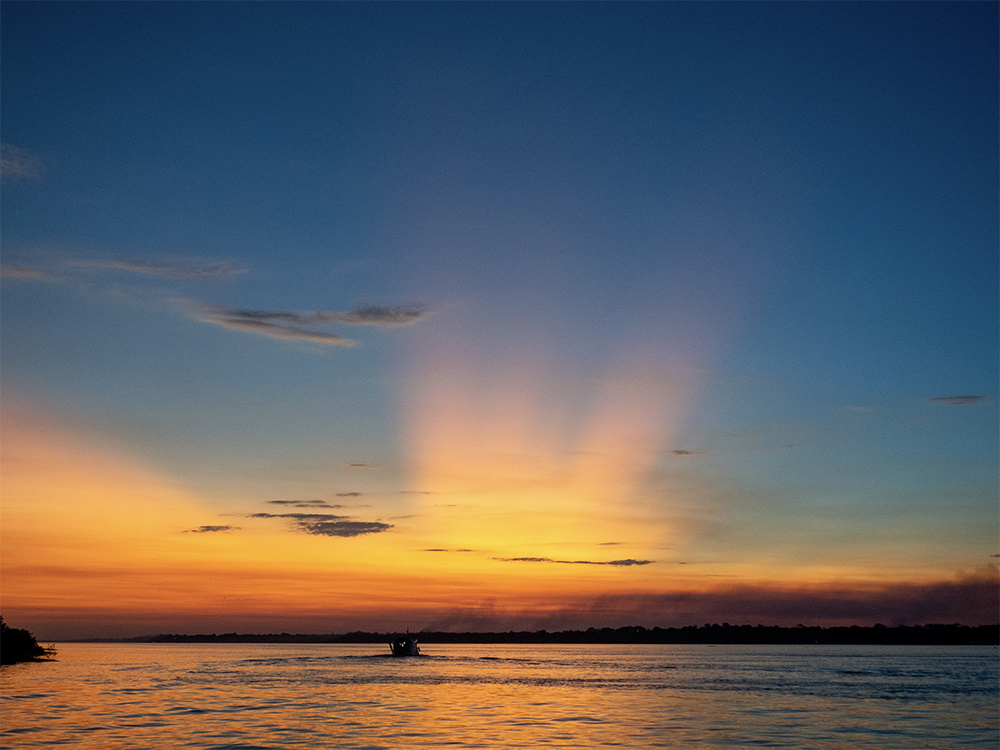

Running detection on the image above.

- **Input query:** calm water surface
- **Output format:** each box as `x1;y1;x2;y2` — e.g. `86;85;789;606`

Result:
2;643;996;748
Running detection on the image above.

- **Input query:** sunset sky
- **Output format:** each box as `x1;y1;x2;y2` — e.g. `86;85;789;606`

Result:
2;2;997;641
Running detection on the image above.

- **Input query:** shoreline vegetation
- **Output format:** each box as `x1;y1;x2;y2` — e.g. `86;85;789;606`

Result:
1;617;56;665
79;623;997;646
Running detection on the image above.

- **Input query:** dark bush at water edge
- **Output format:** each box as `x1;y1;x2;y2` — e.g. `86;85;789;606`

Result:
1;616;55;664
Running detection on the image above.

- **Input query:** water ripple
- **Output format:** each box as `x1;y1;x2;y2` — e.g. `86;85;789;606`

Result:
2;643;996;749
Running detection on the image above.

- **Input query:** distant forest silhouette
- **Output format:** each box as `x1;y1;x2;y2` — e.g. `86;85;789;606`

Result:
116;623;998;646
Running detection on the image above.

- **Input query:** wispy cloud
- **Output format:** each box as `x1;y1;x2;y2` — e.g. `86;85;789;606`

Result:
190;303;430;348
313;305;430;328
191;303;358;347
1;256;244;285
249;512;392;537
424;548;476;553
494;556;654;567
0;143;43;180
298;520;392;537
0;264;50;281
73;258;247;280
346;462;379;469
335;492;363;497
3;254;428;353
266;500;343;509
929;395;986;406
185;525;241;533
670;449;705;456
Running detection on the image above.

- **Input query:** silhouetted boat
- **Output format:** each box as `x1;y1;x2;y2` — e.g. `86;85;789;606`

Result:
389;633;421;657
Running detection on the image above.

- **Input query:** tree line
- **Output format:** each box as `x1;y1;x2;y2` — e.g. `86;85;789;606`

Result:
137;622;998;645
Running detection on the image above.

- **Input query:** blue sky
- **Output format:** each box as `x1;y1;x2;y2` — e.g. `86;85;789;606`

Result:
1;2;996;637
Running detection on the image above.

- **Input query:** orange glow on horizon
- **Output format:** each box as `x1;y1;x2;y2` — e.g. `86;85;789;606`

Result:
2;393;992;640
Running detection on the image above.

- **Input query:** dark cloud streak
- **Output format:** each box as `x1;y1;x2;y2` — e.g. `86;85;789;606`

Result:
266;500;343;509
300;520;392;537
424;548;475;553
192;304;358;347
929;395;986;406
249;512;392;537
184;525;240;533
189;302;430;348
250;512;348;521
495;557;654;567
314;304;430;328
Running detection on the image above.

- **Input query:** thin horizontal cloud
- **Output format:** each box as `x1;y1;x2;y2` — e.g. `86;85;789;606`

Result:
2;256;243;288
301;520;392;537
346;462;378;469
188;301;430;348
184;525;240;533
74;258;247;280
314;304;431;328
249;512;392;537
929;395;986;406
0;264;50;281
335;492;363;497
495;556;655;567
250;512;347;521
0;143;43;180
424;548;476;553
191;303;358;347
266;500;343;509
670;449;705;456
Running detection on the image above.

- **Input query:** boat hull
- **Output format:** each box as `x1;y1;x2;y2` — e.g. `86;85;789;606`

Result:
389;636;421;657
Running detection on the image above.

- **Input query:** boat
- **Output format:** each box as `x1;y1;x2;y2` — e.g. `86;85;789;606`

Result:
389;633;421;657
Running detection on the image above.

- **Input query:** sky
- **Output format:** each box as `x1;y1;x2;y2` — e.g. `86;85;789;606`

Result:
1;2;997;641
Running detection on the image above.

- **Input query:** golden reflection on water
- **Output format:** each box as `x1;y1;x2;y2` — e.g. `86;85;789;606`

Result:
1;643;996;749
